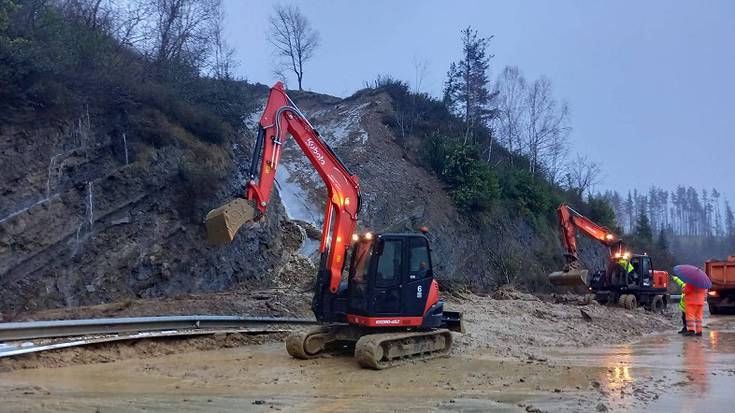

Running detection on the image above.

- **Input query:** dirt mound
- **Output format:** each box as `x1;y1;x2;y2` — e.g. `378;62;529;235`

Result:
448;293;676;359
5;289;676;372
491;287;540;301
0;332;286;372
274;254;316;290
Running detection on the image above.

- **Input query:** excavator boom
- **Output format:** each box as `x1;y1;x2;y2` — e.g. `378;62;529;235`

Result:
549;204;620;286
205;82;360;304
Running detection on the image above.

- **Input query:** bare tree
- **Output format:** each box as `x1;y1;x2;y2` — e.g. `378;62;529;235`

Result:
268;4;320;91
493;66;527;164
272;65;289;89
209;2;236;79
524;77;570;176
57;0;119;32
142;0;221;71
563;154;602;197
113;1;150;47
411;56;429;95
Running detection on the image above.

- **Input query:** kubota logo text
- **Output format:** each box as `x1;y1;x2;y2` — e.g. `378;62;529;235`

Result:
306;138;326;165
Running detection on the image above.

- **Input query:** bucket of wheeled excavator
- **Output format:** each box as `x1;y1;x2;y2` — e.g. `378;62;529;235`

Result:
205;198;257;245
548;269;589;287
442;310;464;333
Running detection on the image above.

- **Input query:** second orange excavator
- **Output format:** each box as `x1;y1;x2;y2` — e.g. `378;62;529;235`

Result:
549;204;669;311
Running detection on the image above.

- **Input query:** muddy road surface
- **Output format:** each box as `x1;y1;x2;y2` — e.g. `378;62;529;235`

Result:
0;298;732;412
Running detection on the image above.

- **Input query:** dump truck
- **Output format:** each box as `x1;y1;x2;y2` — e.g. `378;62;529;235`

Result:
705;256;735;314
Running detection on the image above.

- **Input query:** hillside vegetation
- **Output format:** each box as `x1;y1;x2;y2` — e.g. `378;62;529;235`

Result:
0;0;293;317
0;1;680;316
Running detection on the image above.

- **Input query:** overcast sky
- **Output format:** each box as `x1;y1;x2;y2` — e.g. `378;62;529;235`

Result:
223;0;735;203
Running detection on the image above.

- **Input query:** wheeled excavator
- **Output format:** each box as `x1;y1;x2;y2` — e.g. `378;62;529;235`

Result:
549;204;668;311
205;82;462;369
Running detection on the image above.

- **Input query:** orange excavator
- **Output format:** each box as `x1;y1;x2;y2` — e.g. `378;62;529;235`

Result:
205;82;462;369
549;204;668;311
548;204;621;286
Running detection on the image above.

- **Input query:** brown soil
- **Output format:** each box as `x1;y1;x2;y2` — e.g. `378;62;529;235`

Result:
447;290;676;359
0;332;286;372
1;288;676;373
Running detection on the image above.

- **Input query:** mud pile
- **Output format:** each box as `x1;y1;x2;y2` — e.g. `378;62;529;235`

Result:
2;288;675;371
449;292;676;359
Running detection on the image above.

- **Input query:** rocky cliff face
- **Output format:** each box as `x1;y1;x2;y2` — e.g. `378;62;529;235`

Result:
1;86;606;317
0;109;292;317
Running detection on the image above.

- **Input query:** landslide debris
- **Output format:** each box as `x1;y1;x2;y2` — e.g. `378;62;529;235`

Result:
4;287;676;371
449;291;676;359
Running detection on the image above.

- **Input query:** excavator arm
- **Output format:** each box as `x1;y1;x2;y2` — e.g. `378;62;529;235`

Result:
549;204;621;286
206;82;361;299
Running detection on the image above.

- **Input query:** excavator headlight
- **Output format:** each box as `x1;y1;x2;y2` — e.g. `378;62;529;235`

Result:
623;253;630;260
351;234;359;242
364;232;373;240
605;234;614;240
614;253;622;259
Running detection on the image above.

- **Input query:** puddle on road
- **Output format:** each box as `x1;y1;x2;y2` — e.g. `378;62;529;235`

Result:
540;315;735;411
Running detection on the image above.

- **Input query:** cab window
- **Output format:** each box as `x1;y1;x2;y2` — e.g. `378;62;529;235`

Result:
376;239;402;287
408;237;430;279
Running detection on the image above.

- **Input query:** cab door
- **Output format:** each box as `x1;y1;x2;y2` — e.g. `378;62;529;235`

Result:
402;236;433;317
638;256;653;287
372;238;402;314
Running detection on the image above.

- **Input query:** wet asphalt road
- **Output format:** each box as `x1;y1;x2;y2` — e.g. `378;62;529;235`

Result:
544;311;735;412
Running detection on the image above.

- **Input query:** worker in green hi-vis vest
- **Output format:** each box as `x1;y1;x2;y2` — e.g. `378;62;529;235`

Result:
672;275;687;334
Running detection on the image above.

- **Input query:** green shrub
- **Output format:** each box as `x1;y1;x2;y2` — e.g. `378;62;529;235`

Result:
585;195;617;229
422;133;499;212
497;168;554;218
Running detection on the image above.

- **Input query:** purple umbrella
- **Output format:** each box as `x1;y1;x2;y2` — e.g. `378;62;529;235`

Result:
673;265;712;289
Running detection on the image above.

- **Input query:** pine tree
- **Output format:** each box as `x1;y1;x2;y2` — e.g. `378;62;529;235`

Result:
625;191;634;233
725;199;735;239
656;229;669;251
634;213;653;243
444;26;495;145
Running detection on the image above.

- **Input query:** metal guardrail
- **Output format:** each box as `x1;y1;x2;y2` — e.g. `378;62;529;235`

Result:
0;315;318;341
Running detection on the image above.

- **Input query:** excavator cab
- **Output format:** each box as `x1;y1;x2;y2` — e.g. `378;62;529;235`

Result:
346;233;446;329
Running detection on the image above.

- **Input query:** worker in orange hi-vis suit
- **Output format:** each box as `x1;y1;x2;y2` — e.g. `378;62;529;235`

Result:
682;283;707;336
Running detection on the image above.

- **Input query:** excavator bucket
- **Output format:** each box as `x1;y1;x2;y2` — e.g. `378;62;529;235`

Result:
205;198;258;245
548;269;589;287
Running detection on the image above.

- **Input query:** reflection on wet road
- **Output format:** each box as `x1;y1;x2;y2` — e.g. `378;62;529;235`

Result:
548;315;735;412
